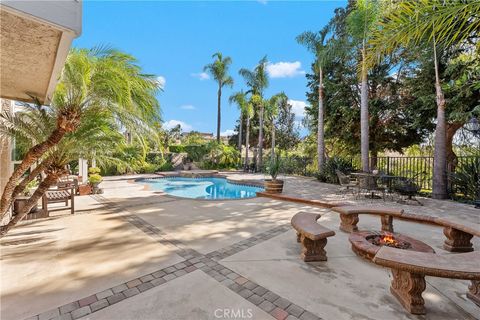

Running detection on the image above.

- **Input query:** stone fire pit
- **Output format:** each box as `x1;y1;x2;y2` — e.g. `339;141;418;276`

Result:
349;231;435;261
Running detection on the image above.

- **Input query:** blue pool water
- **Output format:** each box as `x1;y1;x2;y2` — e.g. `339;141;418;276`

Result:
141;177;264;200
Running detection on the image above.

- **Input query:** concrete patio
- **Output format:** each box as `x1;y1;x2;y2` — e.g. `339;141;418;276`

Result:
1;173;479;320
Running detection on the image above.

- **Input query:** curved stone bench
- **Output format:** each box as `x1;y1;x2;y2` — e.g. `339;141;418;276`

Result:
373;247;480;314
331;206;480;252
291;212;335;262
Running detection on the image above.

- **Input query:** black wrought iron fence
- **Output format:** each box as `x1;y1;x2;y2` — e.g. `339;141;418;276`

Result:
373;156;434;190
241;155;479;193
371;156;479;192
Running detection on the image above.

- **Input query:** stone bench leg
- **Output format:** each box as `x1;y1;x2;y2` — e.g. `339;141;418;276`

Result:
339;213;359;233
390;269;426;315
467;280;480;307
381;215;394;232
300;235;328;262
443;227;474;252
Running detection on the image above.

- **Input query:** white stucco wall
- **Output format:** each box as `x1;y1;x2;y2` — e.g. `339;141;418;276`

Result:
1;0;82;36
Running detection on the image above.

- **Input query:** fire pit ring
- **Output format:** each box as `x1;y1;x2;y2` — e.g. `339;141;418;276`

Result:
349;231;435;261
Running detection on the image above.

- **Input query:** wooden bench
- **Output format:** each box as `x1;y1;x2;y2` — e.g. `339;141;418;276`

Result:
373;247;480;314
42;186;75;215
331;206;480;252
291;212;335;262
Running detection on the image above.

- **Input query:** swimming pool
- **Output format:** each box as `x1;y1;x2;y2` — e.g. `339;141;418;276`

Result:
141;177;264;200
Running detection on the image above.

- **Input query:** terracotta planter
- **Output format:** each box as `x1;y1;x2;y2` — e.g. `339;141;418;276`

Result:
264;179;284;194
78;184;92;196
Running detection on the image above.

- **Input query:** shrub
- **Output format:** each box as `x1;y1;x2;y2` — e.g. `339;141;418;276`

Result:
157;161;174;171
450;158;479;201
88;167;101;175
266;154;282;180
138;162;157;174
317;157;354;184
184;144;209;162
88;173;103;184
168;145;186;153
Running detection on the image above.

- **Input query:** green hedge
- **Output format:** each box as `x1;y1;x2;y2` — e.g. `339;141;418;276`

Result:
168;145;186;153
168;144;210;162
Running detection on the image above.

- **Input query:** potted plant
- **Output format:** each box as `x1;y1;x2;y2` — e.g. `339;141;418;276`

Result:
88;167;103;194
264;154;284;193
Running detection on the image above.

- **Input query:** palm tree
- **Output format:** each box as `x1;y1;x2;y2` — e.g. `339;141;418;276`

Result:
0;104;123;235
296;27;330;173
0;47;161;220
243;100;254;171
265;92;288;162
204;52;234;142
239;56;269;170
347;0;380;172
367;0;480;198
229;90;248;154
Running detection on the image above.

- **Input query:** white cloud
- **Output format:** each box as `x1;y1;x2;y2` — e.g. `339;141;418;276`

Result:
266;61;305;78
163;120;192;132
221;129;237;137
180;104;195;110
288;99;308;118
156;76;166;89
191;72;210;80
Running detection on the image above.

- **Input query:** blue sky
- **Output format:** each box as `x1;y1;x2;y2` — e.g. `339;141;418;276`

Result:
73;0;346;136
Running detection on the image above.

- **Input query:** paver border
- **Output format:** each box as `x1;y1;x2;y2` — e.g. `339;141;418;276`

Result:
26;194;322;320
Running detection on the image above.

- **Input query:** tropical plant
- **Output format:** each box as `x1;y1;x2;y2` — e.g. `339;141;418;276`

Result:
229;90;248;154
450;158;480;201
204;52;234;142
265;92;288;162
0;47;161;233
296;26;332;173
367;0;480;198
0;103;126;234
346;0;381;172
201;141;240;169
239;56;269;170
317;156;355;184
266;153;282;180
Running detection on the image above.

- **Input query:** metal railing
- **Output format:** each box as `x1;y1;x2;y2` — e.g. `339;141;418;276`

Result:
372;156;478;191
242;155;479;193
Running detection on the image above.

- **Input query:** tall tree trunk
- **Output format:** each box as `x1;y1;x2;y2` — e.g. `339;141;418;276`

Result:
318;66;325;173
0;129;65;218
0;110;79;219
258;104;264;171
360;46;370;172
244;116;250;171
217;85;222;143
446;122;463;173
432;42;448;199
11;157;52;202
271;121;276;163
0;167;66;237
238;114;243;153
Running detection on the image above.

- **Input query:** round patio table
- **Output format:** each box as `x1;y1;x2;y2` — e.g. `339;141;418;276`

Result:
351;172;404;199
